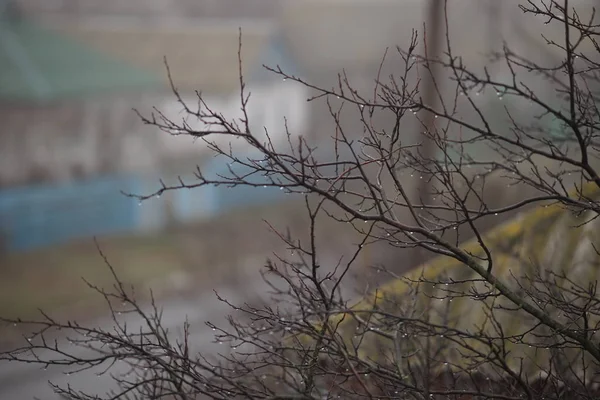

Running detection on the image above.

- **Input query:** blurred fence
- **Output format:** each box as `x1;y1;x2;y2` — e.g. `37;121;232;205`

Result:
0;160;288;253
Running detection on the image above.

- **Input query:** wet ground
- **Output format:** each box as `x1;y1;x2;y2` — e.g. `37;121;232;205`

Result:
0;277;266;400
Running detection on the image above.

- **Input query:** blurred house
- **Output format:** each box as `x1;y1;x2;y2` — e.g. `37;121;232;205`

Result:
0;6;161;186
0;2;166;251
0;0;308;252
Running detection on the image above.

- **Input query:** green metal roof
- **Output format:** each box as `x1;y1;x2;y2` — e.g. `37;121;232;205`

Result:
0;18;162;103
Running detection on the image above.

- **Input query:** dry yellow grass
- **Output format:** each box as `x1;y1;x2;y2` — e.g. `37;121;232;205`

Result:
0;233;183;320
314;181;600;380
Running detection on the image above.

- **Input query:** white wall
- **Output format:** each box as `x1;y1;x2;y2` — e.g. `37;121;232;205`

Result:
157;80;310;159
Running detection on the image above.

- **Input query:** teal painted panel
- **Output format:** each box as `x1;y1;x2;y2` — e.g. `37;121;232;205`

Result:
0;176;140;251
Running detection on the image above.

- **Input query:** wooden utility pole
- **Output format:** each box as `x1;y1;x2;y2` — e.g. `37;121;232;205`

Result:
417;0;444;196
412;0;444;266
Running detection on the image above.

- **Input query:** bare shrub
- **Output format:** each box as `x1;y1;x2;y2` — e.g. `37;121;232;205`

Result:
4;0;600;398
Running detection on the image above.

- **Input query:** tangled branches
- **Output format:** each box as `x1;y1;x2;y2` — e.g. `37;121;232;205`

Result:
3;0;600;398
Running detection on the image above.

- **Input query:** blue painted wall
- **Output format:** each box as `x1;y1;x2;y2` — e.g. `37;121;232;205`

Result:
0;161;290;252
200;155;287;214
0;176;139;251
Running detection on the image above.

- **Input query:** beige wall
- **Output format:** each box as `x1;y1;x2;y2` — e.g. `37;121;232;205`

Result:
0;80;312;187
0;95;154;186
